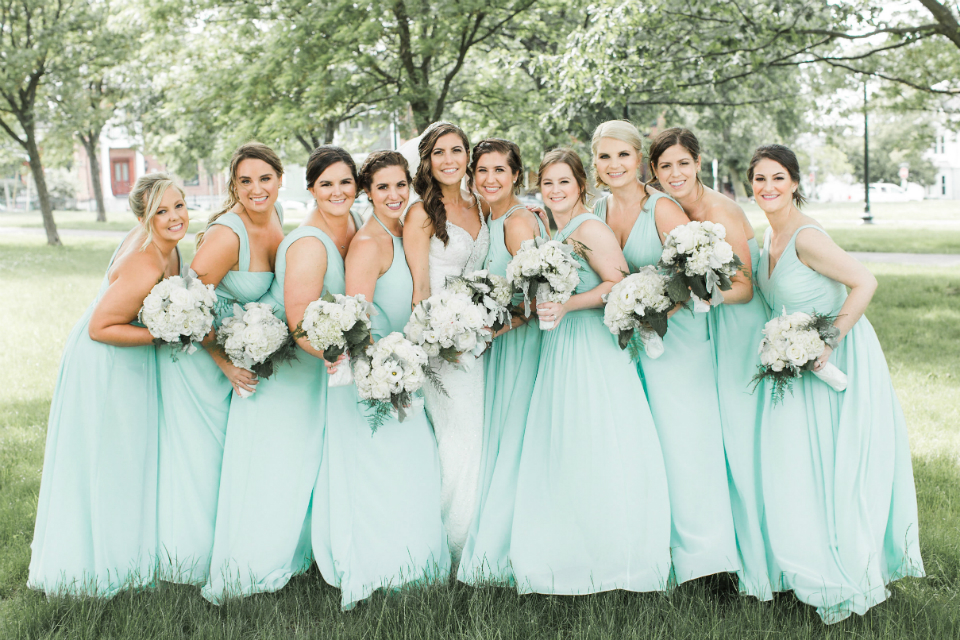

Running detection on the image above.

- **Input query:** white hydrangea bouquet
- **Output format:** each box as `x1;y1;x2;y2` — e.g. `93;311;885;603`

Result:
445;269;514;332
217;302;298;397
657;220;743;312
601;266;672;360
139;270;218;359
353;332;435;431
296;293;374;387
505;236;583;330
404;289;489;371
751;307;847;405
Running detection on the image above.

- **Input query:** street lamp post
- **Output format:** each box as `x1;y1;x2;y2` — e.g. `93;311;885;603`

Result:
862;80;873;224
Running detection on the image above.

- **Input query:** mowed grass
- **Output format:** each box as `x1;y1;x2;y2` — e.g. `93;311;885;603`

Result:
1;236;959;638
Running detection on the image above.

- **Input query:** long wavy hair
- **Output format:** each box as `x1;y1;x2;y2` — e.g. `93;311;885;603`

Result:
412;122;471;246
196;142;283;248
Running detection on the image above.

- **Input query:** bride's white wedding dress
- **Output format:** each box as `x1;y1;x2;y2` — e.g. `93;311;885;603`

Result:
423;208;490;564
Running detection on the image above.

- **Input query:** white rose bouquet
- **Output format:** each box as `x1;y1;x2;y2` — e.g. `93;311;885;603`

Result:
505;236;583;330
217;302;298;397
139;269;217;359
658;220;743;312
353;332;435;431
751;307;847;405
296;293;374;387
601;266;672;360
445;269;514;333
404;289;489;371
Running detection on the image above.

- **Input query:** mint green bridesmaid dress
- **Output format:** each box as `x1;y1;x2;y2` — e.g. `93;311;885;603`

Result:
756;225;924;623
595;194;739;585
202;218;354;603
312;214;449;610
458;205;546;585
509;213;672;595
29;235;160;597
158;211;277;586
707;237;776;600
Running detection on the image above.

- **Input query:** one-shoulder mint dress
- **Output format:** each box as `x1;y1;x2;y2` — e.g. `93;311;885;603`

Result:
706;237;776;600
313;214;449;611
28;236;160;597
201;221;351;604
756;225;924;623
595;194;739;584
509;213;672;595
458;205;546;585
157;211;277;585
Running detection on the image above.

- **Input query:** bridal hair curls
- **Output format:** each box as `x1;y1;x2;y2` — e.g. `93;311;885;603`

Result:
591;120;645;189
413;122;471;246
196;142;283;248
130;172;184;251
748;144;807;207
468;138;524;195
537;148;589;206
358;150;410;192
648;128;703;191
307;145;358;190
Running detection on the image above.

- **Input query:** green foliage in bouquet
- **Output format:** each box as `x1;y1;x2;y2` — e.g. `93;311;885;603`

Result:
248;335;299;379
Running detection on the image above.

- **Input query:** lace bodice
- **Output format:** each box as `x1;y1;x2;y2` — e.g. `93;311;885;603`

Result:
428;212;490;293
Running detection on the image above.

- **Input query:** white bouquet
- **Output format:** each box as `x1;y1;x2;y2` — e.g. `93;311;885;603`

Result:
353;332;432;431
404;289;489;371
602;266;672;359
217;302;298;397
505;236;583;329
751;307;847;405
139;270;217;358
658;220;743;312
445;269;514;332
297;293;373;387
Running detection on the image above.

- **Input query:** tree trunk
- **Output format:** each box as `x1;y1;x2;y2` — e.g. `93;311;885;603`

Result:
80;133;107;222
727;161;748;200
24;130;61;246
409;94;434;133
324;119;337;145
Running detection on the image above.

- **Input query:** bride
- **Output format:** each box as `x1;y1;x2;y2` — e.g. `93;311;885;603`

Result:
403;122;489;565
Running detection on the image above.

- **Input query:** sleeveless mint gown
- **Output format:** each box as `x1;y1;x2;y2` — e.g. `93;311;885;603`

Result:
595;194;739;584
201;219;347;604
509;213;672;595
756;225;924;623
158;211;276;585
458;205;546;585
29;235;160;597
707;237;776;600
312;214;449;610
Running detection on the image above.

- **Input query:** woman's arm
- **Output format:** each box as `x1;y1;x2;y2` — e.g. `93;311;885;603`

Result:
503;209;542;256
345;232;387;302
402;203;434;306
652;194;691;244
88;251;164;346
190;224;240;288
710;206;754;305
284;236;330;361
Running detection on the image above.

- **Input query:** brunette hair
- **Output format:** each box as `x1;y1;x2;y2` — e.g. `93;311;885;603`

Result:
537;148;588;206
306;145;358;189
647;127;703;191
358;150;411;192
590;120;645;188
747;144;807;207
468;138;524;195
130;172;184;251
412;122;471;246
196;142;283;248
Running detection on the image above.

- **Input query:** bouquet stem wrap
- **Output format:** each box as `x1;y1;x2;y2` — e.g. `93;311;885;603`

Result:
536;282;555;330
813;362;847;391
637;328;665;359
328;355;355;387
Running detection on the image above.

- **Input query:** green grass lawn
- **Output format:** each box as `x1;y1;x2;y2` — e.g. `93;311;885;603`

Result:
1;236;959;638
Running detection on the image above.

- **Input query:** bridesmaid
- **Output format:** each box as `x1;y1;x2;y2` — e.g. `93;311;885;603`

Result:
591;120;739;585
201;146;357;603
649;128;773;600
158;142;284;585
510;149;672;595
315;150;449;611
753;144;924;623
458;139;545;585
29;173;187;597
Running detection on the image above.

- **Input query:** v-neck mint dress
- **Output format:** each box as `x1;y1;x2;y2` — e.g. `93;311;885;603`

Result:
595;194;739;585
706;236;776;600
458;206;546;585
756;225;924;623
29;236;159;597
312;214;449;611
509;213;672;595
201;217;353;604
157;211;277;586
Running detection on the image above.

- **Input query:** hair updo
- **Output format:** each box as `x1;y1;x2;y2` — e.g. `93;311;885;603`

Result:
747;144;807;207
647;127;703;191
537;148;589;206
130;172;184;251
306;145;358;189
358;150;411;192
590;120;645;189
469;138;524;195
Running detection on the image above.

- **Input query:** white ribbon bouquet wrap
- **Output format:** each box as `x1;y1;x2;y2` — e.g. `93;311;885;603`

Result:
139;269;217;358
296;293;374;388
217;302;298;397
404;289;489;371
602;266;672;360
505;236;582;330
658;220;743;313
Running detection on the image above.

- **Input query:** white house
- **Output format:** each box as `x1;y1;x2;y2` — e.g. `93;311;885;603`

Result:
927;127;960;200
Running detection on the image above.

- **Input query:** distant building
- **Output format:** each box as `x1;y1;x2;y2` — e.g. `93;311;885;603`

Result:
927;127;960;200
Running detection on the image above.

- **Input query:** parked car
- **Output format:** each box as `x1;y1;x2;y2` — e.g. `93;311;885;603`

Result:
868;182;913;203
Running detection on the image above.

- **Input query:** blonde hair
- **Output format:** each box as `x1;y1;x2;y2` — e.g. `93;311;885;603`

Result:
130;172;184;251
590;120;645;188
